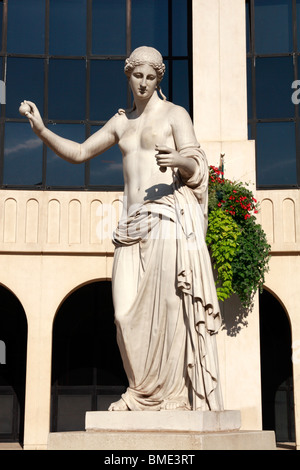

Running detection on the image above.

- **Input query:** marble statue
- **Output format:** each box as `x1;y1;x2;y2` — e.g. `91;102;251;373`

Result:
22;46;223;412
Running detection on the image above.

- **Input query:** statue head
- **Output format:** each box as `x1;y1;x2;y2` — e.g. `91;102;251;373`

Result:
124;46;166;85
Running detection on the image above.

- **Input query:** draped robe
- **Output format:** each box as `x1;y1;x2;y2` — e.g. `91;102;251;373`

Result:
112;144;224;411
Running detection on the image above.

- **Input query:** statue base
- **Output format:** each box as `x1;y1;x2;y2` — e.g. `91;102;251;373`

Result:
85;409;241;433
47;410;277;450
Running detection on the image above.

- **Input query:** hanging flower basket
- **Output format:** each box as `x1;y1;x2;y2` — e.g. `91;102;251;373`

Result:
206;164;271;310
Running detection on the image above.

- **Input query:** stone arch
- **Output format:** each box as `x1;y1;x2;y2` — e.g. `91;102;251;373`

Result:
50;280;127;432
259;288;295;445
0;284;27;445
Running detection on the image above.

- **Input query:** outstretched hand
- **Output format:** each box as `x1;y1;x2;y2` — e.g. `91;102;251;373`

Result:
20;100;45;136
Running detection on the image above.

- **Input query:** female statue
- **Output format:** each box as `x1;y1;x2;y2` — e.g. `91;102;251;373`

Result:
22;46;223;412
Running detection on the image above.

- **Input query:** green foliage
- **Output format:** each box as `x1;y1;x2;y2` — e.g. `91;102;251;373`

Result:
206;209;241;302
206;165;271;310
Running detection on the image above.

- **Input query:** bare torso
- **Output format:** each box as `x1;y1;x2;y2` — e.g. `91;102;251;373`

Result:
115;100;186;215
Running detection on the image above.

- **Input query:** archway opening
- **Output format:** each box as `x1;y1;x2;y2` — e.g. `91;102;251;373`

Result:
0;285;27;444
51;281;127;432
259;289;295;445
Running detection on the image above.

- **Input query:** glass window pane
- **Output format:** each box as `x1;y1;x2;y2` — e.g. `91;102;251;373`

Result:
0;58;4;107
89;126;123;186
256;122;297;186
246;1;251;53
256;57;294;119
46;124;85;187
254;0;293;54
297;0;300;51
57;395;92;432
6;58;44;119
172;0;187;56
4;123;43;185
247;58;253;119
0;1;3;52
7;0;45;54
92;0;126;55
90;60;126;121
159;59;169;103
275;389;289;442
49;0;86;56
0;395;14;434
132;0;168;56
48;59;86;120
172;60;189;112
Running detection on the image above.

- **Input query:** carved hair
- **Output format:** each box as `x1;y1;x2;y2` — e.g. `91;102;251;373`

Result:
124;46;166;83
124;46;167;103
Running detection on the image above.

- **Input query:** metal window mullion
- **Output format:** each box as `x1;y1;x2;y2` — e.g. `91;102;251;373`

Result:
187;0;193;118
2;0;7;54
85;0;93;188
249;0;259;186
292;0;300;187
0;0;7;185
168;0;173;103
42;0;50;189
126;0;131;108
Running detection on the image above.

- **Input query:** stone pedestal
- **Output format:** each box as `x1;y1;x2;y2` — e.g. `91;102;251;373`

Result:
47;410;277;450
85;410;241;433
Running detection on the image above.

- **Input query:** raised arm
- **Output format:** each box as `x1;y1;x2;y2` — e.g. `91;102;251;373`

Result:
23;100;118;164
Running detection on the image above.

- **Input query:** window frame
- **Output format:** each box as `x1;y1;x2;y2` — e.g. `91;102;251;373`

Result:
0;0;193;191
247;0;300;189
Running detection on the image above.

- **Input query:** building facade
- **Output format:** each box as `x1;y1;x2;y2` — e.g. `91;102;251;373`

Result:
0;0;298;449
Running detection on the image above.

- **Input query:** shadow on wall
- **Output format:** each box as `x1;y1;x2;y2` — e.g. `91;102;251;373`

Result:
220;293;252;337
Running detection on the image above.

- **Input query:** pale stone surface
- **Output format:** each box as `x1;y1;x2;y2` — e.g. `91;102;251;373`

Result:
47;429;276;451
3;1;300;451
24;46;224;413
85;410;241;433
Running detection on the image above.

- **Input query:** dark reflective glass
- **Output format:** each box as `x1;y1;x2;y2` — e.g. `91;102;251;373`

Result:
7;0;45;54
131;0;168;56
248;124;252;140
159;59;169;102
89;126;123;186
0;57;3;112
57;395;92;432
6;58;44;118
46;124;85;186
0;395;13;433
49;0;86;56
0;1;3;52
254;0;293;54
48;59;86;120
90;60;126;121
4;123;43;185
247;58;253;119
246;1;250;53
256;122;297;186
92;0;126;55
172;0;187;56
172;60;189;112
297;0;300;52
256;57;294;119
0;58;3;104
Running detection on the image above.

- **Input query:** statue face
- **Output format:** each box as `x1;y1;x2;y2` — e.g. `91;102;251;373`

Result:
129;64;158;100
